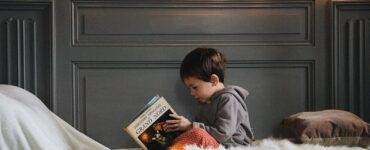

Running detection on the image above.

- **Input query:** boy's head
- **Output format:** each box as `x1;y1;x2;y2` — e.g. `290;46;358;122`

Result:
180;48;227;102
180;47;227;83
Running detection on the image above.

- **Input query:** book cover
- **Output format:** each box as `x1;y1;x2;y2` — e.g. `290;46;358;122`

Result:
124;95;181;150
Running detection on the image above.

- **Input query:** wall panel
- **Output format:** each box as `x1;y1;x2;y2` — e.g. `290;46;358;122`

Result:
0;1;52;108
332;1;370;121
72;1;314;46
53;0;325;148
72;60;314;148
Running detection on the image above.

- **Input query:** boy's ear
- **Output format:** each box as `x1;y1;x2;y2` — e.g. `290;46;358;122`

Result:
210;74;220;86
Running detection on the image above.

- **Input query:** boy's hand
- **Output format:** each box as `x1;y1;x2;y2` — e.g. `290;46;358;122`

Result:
164;114;192;132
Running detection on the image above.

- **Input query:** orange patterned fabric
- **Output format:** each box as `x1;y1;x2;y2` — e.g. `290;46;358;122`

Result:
169;127;219;150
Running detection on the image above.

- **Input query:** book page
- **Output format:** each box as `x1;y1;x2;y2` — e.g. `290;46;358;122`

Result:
125;96;179;150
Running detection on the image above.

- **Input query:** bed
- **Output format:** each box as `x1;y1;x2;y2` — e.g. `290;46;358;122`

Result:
0;85;108;150
1;84;369;150
184;138;369;150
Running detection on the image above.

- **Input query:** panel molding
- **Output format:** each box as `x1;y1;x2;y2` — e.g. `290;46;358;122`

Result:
72;60;315;132
4;17;38;94
0;1;52;108
331;1;370;118
71;1;314;46
0;3;49;10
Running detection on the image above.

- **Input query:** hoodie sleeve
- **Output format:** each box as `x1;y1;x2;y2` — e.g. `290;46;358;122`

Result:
192;94;239;143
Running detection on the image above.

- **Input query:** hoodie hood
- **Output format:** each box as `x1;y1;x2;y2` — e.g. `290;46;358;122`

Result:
211;85;249;111
195;85;255;145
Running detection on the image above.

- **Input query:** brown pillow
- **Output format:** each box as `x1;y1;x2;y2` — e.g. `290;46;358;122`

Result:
280;109;370;147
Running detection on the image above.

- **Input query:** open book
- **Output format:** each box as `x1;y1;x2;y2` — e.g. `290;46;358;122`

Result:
124;95;181;150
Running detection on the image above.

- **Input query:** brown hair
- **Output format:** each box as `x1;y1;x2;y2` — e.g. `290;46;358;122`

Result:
180;48;227;82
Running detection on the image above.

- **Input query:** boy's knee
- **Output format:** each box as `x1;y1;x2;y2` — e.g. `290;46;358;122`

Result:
188;128;219;145
170;128;219;150
188;127;208;137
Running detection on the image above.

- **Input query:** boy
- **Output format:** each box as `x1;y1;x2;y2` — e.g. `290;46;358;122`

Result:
165;48;254;149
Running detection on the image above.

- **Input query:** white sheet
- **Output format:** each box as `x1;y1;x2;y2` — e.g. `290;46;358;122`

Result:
0;85;110;150
185;138;368;150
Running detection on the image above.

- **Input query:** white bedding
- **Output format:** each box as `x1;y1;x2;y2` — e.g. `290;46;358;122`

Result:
1;84;368;150
185;138;369;150
0;85;109;150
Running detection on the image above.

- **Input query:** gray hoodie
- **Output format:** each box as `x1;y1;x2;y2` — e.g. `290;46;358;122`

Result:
192;85;254;147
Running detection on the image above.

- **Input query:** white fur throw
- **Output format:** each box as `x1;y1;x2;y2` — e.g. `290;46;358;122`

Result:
184;138;369;150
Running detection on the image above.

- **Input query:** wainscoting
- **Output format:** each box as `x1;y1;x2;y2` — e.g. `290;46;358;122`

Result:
1;0;369;149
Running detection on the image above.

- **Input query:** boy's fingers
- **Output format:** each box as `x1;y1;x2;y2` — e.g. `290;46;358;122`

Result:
166;127;178;132
166;119;179;124
165;126;178;132
166;123;178;129
169;114;181;119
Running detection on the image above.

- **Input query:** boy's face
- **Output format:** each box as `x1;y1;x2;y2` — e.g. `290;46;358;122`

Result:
183;76;214;103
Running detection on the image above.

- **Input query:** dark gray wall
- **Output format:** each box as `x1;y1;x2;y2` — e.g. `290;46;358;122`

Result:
0;1;52;107
331;1;370;123
57;1;320;148
1;0;369;149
